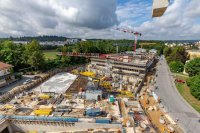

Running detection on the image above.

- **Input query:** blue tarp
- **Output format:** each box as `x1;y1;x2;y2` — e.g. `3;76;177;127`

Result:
95;118;111;124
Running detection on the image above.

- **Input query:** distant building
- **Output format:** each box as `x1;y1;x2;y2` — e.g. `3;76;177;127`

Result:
149;49;157;55
0;62;15;88
187;50;200;60
135;48;147;54
13;39;82;46
195;41;200;50
13;41;28;44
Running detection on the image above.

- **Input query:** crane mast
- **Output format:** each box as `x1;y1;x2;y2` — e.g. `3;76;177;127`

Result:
114;28;142;55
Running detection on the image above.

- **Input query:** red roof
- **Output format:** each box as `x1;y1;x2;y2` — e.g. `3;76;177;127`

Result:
0;62;13;70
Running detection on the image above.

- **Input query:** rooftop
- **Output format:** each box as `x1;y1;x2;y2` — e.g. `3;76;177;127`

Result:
0;62;13;70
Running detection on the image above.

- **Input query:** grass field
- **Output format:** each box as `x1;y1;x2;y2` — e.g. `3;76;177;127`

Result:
174;74;200;113
43;50;58;60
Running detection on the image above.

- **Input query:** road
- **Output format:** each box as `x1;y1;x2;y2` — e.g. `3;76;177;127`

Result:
0;75;32;95
155;58;200;133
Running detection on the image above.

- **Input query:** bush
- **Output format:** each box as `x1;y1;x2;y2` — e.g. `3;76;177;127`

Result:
15;73;22;79
186;75;200;100
169;61;184;73
185;58;200;77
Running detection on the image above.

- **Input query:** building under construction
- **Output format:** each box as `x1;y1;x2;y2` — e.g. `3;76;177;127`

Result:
0;49;157;133
87;50;156;93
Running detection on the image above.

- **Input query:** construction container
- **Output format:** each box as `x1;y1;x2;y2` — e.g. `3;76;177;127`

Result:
152;0;169;17
86;108;102;116
95;118;111;124
109;95;115;103
85;90;102;101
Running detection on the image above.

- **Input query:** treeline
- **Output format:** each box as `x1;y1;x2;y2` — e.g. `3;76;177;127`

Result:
164;46;200;100
0;40;86;72
163;46;187;73
186;75;200;100
67;39;165;54
0;39;165;72
185;58;200;100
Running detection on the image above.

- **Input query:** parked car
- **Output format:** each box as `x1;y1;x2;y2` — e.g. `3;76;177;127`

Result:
175;79;185;84
23;79;32;85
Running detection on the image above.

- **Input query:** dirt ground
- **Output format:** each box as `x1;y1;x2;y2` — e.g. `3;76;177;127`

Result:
66;76;88;94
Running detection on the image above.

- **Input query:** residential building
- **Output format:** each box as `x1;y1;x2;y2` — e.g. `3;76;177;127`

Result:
0;62;15;88
187;50;200;60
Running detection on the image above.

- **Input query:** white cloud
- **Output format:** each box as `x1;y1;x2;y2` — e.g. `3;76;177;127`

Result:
134;0;200;40
0;0;199;40
0;0;118;37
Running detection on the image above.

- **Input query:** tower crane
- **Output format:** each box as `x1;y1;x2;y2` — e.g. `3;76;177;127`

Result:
114;28;142;55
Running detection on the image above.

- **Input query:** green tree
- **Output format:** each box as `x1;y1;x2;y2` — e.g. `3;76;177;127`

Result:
185;58;200;77
163;47;171;57
24;40;45;70
0;41;25;70
169;61;184;73
186;75;200;100
166;46;187;63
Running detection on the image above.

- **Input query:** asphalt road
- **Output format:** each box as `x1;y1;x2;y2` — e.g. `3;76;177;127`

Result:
155;58;200;133
0;75;32;94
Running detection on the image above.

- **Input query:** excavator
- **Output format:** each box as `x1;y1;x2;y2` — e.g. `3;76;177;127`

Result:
152;0;170;17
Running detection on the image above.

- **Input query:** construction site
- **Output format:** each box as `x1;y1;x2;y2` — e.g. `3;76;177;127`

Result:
0;45;163;133
0;27;183;133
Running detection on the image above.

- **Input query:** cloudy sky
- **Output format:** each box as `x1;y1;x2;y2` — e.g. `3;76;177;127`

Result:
0;0;199;40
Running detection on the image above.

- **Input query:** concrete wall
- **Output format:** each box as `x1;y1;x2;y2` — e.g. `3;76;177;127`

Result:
10;121;122;132
0;119;12;133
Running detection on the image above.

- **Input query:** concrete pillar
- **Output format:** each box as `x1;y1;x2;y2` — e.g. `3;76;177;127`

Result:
8;125;13;133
